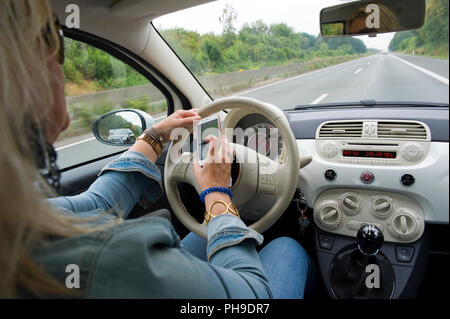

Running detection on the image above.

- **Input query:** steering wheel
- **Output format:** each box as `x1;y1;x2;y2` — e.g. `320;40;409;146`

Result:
164;97;300;238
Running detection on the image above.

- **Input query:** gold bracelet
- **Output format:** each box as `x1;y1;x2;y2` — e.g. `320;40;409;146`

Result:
204;200;240;224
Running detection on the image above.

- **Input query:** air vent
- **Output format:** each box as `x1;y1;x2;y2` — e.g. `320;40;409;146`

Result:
318;122;363;138
377;121;428;140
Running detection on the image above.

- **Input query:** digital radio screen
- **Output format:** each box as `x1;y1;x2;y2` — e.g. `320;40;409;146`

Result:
343;150;397;159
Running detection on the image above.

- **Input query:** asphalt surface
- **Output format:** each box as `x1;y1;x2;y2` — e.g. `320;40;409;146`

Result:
240;53;449;109
57;53;449;169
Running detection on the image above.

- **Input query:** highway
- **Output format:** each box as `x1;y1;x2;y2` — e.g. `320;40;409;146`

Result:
240;53;449;109
56;53;449;169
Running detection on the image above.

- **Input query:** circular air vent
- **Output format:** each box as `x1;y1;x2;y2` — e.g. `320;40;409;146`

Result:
391;211;417;239
371;195;394;218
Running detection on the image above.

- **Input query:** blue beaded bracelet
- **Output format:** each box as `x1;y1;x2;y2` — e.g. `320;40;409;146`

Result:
199;187;233;204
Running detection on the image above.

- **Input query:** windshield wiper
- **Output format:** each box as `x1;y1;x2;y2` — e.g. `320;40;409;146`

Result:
294;100;449;110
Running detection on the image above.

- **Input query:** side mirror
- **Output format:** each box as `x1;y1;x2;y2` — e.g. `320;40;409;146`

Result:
320;0;425;38
92;109;155;146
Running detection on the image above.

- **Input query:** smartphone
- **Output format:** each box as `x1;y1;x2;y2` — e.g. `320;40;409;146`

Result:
195;115;221;166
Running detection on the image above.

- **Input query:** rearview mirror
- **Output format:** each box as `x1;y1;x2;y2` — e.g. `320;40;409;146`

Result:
320;0;426;38
92;109;155;146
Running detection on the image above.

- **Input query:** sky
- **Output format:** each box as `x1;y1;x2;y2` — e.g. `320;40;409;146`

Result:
154;0;394;51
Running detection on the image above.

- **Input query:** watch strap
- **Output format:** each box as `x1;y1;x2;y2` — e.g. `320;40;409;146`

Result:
145;127;165;149
137;132;162;157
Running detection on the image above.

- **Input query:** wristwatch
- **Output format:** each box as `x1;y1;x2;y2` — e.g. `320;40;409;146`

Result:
136;127;165;157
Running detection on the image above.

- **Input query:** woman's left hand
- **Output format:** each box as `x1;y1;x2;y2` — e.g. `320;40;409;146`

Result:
153;109;201;143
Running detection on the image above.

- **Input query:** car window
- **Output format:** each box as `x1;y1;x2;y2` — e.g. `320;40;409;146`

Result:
55;37;168;169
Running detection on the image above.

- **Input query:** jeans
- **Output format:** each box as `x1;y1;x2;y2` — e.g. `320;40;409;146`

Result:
181;233;314;299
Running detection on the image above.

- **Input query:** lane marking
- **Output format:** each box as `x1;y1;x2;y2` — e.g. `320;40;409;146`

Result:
311;93;328;105
354;68;363;74
56;137;96;151
57;56;378;152
238;55;376;96
391;54;449;85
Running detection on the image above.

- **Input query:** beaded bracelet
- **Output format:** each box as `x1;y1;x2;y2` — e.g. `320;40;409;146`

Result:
199;186;233;204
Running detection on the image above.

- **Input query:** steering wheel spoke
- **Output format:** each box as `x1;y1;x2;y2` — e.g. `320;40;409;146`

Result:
166;152;192;183
164;97;300;238
184;161;202;194
257;154;279;196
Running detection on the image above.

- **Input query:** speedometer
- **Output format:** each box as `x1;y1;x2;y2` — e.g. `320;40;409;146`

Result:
248;133;271;155
246;123;283;160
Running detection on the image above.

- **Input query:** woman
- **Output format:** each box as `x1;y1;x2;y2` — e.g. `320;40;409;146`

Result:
0;0;313;298
346;4;400;35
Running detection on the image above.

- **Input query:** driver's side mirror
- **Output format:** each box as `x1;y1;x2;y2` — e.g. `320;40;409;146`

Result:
92;109;155;146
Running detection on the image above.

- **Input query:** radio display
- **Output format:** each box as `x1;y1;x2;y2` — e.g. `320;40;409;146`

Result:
343;150;396;159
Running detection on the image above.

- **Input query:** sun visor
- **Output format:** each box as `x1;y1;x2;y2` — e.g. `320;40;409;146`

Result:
109;0;216;20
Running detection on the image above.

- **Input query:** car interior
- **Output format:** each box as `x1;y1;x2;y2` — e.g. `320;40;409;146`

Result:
50;0;449;299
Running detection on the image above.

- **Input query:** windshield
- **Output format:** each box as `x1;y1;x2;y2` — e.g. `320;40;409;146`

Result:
154;0;449;108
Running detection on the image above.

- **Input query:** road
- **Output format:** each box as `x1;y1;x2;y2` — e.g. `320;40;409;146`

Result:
57;53;449;169
240;53;449;109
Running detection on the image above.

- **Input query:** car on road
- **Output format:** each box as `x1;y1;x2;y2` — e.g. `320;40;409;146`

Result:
107;128;136;145
52;0;448;299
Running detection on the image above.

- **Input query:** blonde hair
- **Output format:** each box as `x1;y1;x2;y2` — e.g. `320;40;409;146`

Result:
0;0;119;298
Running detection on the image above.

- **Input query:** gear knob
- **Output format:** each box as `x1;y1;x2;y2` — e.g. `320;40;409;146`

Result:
357;224;384;255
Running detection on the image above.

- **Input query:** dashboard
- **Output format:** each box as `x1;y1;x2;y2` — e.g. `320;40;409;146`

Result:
233;113;284;161
224;106;449;243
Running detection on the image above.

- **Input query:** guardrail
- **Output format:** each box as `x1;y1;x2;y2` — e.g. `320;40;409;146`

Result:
66;55;361;108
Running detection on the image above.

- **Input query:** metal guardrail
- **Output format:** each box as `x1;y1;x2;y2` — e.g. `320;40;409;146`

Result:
65;55;359;109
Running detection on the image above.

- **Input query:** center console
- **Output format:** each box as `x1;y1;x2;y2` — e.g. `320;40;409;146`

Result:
307;119;435;299
313;188;428;298
314;224;429;298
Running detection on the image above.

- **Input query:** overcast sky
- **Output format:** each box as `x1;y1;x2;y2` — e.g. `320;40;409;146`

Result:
154;0;394;51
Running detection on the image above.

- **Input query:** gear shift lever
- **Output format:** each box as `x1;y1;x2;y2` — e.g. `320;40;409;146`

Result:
357;224;384;255
329;224;395;299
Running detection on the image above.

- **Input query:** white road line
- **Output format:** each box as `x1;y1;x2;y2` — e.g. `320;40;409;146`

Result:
311;93;328;105
237;55;375;96
391;54;449;85
56;137;96;151
57;56;376;152
354;68;363;74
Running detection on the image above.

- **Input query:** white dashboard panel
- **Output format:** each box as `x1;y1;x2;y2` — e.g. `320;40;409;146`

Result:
297;139;449;224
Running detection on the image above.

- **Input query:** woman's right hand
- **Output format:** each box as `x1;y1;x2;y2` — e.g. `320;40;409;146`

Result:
193;136;235;218
193;135;233;190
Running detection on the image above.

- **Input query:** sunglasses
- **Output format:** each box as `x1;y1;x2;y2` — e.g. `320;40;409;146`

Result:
42;14;65;65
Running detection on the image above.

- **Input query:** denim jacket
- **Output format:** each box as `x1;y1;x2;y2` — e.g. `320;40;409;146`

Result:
31;150;271;298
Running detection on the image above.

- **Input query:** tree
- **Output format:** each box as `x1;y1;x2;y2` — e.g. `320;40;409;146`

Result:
202;38;224;70
389;31;416;51
219;3;238;48
389;0;449;56
269;23;294;38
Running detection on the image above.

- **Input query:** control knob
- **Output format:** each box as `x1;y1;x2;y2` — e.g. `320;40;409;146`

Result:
315;200;344;230
401;142;424;162
321;141;339;158
339;192;361;215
